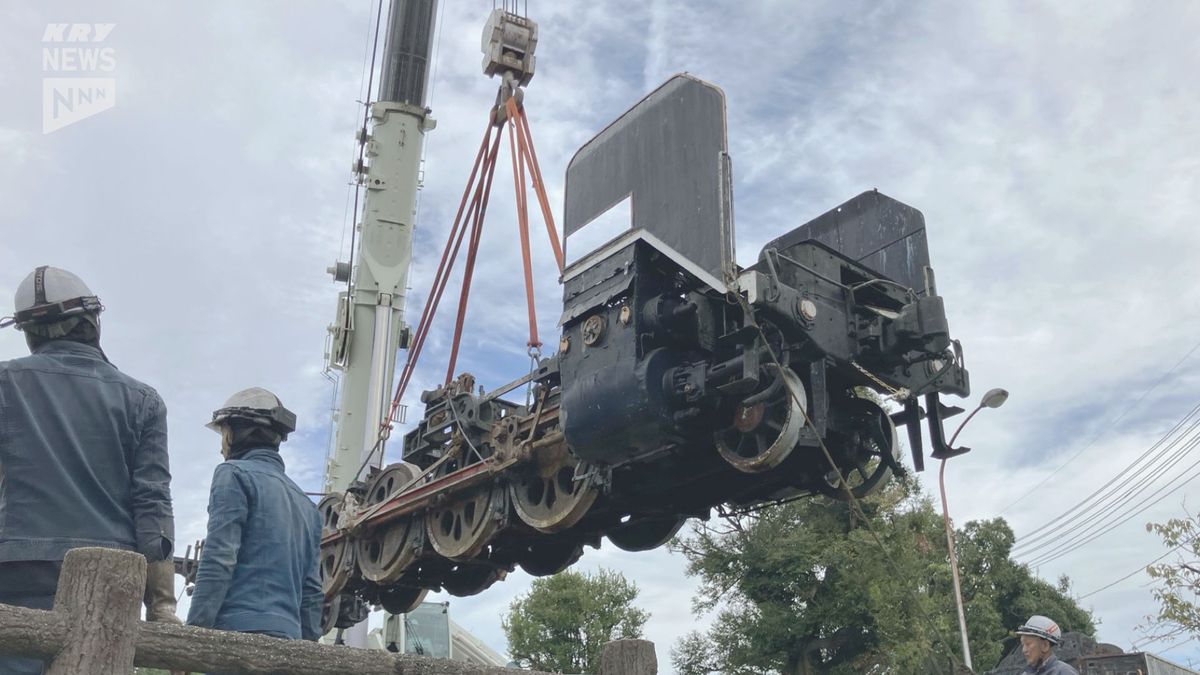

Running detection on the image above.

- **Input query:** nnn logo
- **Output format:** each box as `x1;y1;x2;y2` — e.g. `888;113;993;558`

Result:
42;23;117;134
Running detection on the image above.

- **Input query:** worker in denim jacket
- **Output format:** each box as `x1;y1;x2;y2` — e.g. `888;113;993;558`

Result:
186;387;323;641
0;266;177;675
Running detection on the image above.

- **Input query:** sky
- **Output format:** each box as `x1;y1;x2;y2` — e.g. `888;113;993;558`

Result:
2;0;1200;671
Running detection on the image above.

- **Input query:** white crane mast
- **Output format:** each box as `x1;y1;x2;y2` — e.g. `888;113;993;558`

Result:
325;0;439;494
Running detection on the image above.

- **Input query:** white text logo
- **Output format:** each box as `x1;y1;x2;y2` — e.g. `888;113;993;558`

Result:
42;23;117;134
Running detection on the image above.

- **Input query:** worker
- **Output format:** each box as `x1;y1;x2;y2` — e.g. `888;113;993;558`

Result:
1016;614;1079;675
0;266;177;674
186;387;323;642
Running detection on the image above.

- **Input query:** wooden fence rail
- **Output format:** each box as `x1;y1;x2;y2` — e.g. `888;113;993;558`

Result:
0;547;657;675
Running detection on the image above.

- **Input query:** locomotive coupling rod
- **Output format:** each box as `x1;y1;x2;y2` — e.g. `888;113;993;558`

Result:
320;456;519;546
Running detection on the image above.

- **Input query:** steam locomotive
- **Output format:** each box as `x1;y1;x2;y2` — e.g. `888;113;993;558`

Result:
316;75;971;630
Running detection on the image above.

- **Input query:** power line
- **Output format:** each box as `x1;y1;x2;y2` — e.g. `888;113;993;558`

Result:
1023;451;1200;567
1014;400;1200;550
1014;416;1200;557
999;338;1200;515
1023;442;1200;567
1077;536;1198;600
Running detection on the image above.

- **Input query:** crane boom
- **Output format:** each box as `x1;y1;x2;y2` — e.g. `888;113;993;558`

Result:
326;0;439;494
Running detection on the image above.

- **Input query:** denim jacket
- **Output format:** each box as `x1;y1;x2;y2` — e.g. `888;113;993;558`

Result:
0;341;174;562
186;448;323;640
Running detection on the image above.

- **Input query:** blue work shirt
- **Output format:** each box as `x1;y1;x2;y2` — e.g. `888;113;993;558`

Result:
186;448;323;640
0;340;174;563
1021;655;1079;675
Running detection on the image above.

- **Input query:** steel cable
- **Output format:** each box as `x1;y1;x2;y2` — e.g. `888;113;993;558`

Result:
1023;435;1200;567
1013;401;1200;550
1000;338;1200;514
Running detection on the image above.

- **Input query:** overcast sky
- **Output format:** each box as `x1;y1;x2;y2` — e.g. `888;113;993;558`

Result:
2;0;1200;671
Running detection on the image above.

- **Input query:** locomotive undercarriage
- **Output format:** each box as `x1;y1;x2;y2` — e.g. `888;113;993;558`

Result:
319;230;969;630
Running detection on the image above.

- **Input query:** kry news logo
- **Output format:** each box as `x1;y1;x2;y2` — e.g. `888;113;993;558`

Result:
42;23;116;134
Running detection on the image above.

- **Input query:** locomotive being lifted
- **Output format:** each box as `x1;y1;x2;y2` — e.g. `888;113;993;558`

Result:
317;74;971;630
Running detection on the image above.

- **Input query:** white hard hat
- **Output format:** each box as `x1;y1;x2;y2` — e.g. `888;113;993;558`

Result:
2;266;103;330
1016;615;1062;646
207;387;297;436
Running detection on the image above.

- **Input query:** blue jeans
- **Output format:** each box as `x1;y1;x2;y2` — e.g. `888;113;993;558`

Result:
0;561;60;675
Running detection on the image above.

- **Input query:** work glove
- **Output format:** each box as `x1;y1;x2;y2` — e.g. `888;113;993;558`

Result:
144;558;182;624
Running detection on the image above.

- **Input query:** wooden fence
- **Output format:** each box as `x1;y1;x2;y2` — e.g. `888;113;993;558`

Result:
0;547;657;675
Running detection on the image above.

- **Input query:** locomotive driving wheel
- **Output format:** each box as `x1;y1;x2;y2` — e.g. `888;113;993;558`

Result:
356;463;425;584
375;584;428;614
440;562;508;597
515;537;585;576
317;493;353;597
510;442;598;533
716;366;806;473
424;450;508;561
607;516;687;552
811;394;901;500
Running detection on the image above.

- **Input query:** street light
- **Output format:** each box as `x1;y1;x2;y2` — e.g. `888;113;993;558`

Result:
940;387;1008;671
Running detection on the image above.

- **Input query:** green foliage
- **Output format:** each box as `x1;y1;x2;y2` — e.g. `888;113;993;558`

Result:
956;519;1095;667
503;568;649;674
670;478;1094;675
671;478;959;675
1143;515;1200;643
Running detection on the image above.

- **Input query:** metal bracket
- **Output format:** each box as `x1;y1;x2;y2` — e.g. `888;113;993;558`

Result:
926;393;970;460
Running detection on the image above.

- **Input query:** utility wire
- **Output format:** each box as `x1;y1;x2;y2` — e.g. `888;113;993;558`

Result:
1017;421;1200;560
1014;400;1200;550
1077;535;1198;600
1022;444;1200;566
1023;440;1200;567
1000;338;1200;514
1015;414;1200;556
1019;442;1200;564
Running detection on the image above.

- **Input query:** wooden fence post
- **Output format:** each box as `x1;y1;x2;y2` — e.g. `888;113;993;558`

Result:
599;639;657;675
46;547;146;675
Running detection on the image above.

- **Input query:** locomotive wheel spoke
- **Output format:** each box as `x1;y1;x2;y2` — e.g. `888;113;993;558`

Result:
812;395;901;501
510;452;598;533
357;463;425;583
425;484;507;561
717;368;807;473
317;493;353;597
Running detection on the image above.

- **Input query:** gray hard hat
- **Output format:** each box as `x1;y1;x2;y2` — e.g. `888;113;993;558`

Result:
207;387;297;436
1016;615;1062;646
2;266;103;331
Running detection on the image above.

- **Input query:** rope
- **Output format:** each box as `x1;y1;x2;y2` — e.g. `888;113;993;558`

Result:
729;290;965;669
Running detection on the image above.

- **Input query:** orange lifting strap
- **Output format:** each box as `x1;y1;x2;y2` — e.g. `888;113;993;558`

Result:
380;89;562;458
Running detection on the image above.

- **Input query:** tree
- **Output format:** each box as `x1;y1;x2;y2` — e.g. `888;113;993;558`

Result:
1142;513;1200;644
503;568;649;673
670;478;1094;675
955;519;1095;667
671;478;961;675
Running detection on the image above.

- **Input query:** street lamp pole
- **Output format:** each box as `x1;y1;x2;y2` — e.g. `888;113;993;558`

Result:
939;387;1008;672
